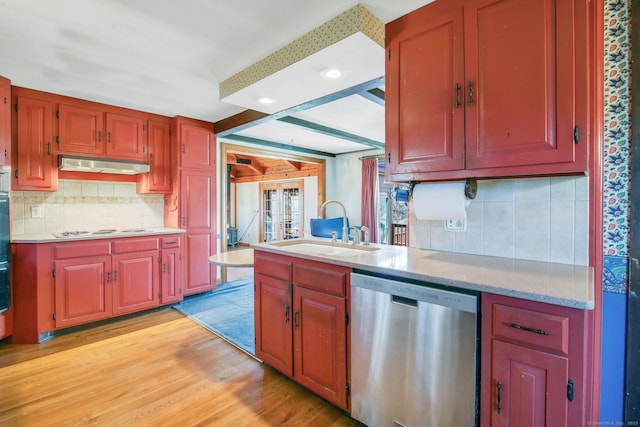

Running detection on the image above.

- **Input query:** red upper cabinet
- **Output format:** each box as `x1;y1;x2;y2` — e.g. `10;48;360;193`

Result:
105;112;146;161
386;7;465;176
58;104;105;156
179;121;215;170
386;0;589;182
138;119;172;194
0;76;11;165
14;95;57;190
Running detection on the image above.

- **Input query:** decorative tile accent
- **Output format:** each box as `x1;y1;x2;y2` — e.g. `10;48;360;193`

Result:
219;4;384;98
603;0;631;258
603;255;629;293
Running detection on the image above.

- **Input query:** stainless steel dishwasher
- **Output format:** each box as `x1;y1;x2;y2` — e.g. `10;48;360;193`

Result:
350;271;479;427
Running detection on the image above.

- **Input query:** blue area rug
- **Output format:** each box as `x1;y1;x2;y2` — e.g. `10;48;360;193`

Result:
173;278;255;356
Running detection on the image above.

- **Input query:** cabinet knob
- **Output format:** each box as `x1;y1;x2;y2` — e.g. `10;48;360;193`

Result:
468;80;474;105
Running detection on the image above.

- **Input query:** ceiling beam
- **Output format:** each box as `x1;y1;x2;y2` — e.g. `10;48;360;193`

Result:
358;88;385;106
215;76;385;137
220;134;336;158
277;116;385;149
214;109;269;135
283;160;301;171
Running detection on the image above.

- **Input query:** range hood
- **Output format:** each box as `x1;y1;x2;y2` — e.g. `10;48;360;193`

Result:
58;155;150;175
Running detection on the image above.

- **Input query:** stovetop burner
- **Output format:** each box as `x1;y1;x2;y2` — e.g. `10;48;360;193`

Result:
53;230;89;238
53;228;149;238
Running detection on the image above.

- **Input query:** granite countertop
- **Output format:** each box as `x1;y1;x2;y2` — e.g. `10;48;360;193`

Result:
252;239;595;310
12;227;186;243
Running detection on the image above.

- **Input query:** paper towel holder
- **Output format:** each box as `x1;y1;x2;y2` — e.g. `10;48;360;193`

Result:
465;178;478;200
407;178;477;201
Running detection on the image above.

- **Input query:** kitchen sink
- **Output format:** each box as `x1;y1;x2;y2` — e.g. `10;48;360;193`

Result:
269;239;380;256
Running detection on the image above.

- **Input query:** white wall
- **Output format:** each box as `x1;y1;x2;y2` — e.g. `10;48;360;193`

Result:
325;150;383;225
235;182;260;244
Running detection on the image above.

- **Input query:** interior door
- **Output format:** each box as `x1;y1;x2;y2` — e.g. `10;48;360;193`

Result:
260;180;303;242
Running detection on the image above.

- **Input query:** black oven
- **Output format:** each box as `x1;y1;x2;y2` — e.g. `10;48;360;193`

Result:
0;192;9;312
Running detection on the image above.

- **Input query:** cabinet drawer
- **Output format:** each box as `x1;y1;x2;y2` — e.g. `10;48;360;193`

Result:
254;252;291;282
161;236;181;248
293;262;348;297
492;304;569;355
112;238;159;254
54;241;111;259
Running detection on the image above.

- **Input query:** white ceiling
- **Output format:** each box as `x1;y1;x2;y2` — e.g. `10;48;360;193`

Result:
0;0;432;155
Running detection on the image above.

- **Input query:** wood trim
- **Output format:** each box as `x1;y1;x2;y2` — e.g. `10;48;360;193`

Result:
589;0;605;423
625;0;640;421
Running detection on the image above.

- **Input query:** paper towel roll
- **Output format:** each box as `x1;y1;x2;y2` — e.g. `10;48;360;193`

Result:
412;182;470;220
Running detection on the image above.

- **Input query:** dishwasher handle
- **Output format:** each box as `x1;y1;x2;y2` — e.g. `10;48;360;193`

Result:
391;294;418;308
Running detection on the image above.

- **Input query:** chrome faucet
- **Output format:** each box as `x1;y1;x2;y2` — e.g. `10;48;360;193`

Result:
361;226;370;245
351;226;361;245
318;200;349;243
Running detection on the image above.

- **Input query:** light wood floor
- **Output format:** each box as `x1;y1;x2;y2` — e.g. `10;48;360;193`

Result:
0;308;360;427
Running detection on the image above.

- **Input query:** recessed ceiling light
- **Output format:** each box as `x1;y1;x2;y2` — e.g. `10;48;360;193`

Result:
258;97;277;105
320;67;343;79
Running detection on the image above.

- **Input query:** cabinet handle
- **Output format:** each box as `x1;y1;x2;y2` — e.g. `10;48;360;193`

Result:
106;271;111;283
455;83;461;109
284;304;290;324
496;381;502;414
294;311;299;329
162;262;167;273
506;322;549;336
149;153;153;164
47;142;51;155
98;131;102;142
108;132;112;143
114;270;118;282
142;146;146;153
182;216;186;227
468;80;474;105
182;144;186;154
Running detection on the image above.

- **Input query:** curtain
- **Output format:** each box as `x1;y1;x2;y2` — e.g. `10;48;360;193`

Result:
361;158;380;243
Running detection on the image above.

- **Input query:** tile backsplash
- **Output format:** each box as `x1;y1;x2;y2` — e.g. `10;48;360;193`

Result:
409;176;589;266
11;179;165;236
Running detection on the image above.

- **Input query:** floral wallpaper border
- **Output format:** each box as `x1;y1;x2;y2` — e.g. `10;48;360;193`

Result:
602;0;631;293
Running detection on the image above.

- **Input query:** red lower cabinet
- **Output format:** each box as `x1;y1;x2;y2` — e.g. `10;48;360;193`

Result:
482;293;593;427
54;255;112;329
12;234;183;343
254;251;350;410
491;340;569;426
112;250;159;315
254;273;293;376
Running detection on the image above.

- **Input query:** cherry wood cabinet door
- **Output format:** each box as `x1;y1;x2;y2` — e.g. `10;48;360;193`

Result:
254;273;293;376
105;113;146;161
15;96;56;190
0;76;10;165
180;123;215;170
54;256;112;329
161;247;182;304
58;104;105;155
112;250;159;315
386;7;465;176
293;285;347;409
181;169;216;294
142;120;172;193
491;339;569;427
464;0;579;169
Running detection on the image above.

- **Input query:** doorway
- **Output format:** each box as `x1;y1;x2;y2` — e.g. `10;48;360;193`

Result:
259;180;303;242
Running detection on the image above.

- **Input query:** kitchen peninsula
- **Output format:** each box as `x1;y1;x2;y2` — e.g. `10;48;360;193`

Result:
252;239;595;425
